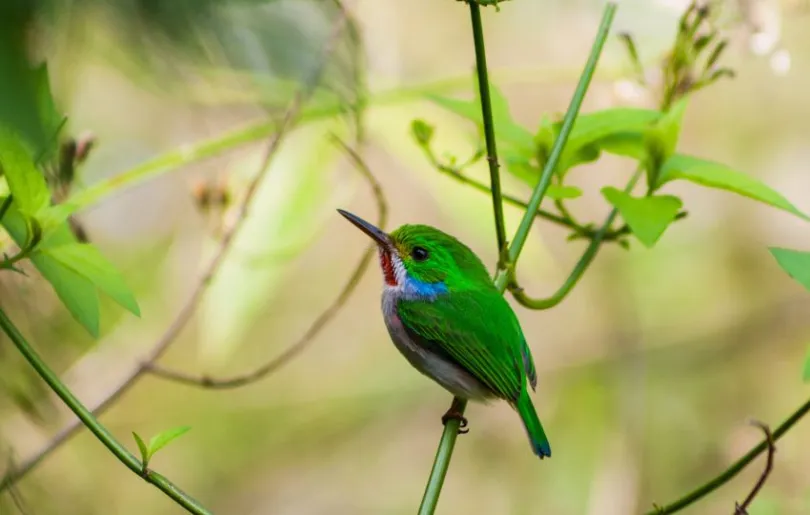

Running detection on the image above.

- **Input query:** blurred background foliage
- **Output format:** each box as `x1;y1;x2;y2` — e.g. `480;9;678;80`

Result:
1;0;810;514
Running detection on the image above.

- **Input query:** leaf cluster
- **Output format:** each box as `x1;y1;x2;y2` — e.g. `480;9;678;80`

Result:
410;2;806;251
408;0;809;384
0;65;140;337
413;84;805;249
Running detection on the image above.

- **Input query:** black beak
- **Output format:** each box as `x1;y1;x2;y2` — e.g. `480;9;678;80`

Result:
337;209;390;247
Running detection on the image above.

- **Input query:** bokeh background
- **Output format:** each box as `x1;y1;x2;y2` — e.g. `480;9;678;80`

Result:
1;0;810;514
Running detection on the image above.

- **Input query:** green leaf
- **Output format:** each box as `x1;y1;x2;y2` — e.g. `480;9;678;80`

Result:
560;108;662;152
426;94;480;122
599;132;647;160
659;154;809;220
0;201;101;335
602;187;683;247
486;83;534;149
411;119;434;146
426;82;534;151
803;345;810;383
644;98;688;188
39;243;140;316
654;97;688;158
558;143;602;173
147;426;192;460
33;63;64;159
31;251;100;336
0;29;61;156
769;248;810;292
549;108;662;175
0;127;50;215
132;432;149;465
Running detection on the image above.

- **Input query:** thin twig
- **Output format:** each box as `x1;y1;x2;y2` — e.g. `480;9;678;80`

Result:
468;0;507;259
647;398;810;515
0;308;213;514
414;142;634;241
734;421;775;514
0;8;349;493
497;3;616;284
2;455;28;515
433;161;630;240
509;165;644;309
145;135;387;389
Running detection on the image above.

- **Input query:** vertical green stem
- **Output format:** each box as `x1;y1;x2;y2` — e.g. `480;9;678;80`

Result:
506;3;617;265
0;308;212;515
416;4;617;514
468;1;507;256
417;397;467;515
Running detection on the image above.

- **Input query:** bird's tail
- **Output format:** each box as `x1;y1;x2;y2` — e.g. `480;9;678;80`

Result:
515;389;551;459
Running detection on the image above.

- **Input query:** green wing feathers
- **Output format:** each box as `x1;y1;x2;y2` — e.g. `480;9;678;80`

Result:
397;290;525;401
397;288;551;458
521;337;537;391
516;388;551;458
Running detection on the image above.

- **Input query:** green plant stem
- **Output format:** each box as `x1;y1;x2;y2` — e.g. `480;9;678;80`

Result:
505;3;616;269
0;308;212;515
416;4;617;514
511;165;643;309
646;395;810;514
468;0;507;256
0;206;42;272
417;397;467;515
433;161;628;240
0;245;34;271
64;121;278;213
60;66;625;221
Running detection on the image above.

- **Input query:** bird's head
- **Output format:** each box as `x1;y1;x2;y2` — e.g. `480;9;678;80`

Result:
337;209;492;290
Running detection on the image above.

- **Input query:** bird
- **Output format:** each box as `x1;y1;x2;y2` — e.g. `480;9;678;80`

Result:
337;209;551;459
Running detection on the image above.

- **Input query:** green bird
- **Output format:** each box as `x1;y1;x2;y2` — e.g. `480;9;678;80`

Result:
338;209;551;459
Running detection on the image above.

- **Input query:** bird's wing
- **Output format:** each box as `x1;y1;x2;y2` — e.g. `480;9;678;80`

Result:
521;336;538;391
397;290;525;402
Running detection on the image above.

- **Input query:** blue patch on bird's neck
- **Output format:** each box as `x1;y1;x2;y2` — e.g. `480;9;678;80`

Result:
401;275;448;300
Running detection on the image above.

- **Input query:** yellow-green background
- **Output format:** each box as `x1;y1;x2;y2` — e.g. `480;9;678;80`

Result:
1;0;810;514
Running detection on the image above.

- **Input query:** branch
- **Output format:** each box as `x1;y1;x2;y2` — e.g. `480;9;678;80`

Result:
0;8;349;493
144;135;387;389
498;4;616;281
468;0;507;259
509;165;644;309
734;421;775;514
418;4;618;514
0;308;213;514
648;397;810;515
2;454;29;515
431;158;634;240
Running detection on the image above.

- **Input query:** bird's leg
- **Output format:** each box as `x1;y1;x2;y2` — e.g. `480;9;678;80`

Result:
441;397;470;435
442;411;469;434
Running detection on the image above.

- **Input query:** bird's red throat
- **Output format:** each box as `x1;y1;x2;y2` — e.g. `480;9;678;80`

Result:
379;250;398;286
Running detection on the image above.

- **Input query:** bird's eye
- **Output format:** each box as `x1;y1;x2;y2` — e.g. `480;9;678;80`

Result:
411;246;429;262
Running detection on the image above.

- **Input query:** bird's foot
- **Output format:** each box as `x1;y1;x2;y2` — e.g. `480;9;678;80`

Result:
441;410;469;434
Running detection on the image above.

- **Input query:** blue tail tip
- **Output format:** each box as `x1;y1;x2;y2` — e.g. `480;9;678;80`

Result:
535;442;552;459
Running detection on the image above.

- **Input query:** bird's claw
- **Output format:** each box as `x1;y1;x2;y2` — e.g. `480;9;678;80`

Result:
441;410;469;434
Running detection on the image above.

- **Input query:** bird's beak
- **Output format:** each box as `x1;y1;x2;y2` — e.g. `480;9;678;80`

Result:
337;209;390;247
